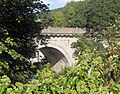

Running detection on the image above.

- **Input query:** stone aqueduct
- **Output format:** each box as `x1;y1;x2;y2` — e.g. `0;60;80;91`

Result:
31;27;85;72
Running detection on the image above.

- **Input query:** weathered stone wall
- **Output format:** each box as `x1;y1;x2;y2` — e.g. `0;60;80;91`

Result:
32;27;85;72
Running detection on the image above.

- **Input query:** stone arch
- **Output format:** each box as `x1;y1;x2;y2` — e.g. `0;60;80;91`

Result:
38;44;72;72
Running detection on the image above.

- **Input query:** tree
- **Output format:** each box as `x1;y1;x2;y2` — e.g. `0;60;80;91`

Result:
50;10;66;27
0;0;49;58
63;1;87;28
70;17;120;93
0;0;49;83
86;0;120;31
50;1;88;28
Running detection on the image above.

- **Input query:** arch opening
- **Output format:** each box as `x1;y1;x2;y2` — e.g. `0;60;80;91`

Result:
39;47;69;73
35;44;71;73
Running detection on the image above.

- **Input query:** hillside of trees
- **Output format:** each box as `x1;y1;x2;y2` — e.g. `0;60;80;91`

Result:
50;0;120;30
0;0;120;93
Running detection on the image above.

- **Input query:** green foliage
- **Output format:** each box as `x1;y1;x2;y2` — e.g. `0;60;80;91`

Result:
0;0;49;83
0;75;11;94
50;10;66;27
106;17;120;84
0;0;120;93
86;0;120;31
0;62;119;94
0;0;49;58
0;18;119;94
50;0;120;30
0;27;28;83
63;1;87;27
36;10;52;28
50;1;87;28
71;16;120;94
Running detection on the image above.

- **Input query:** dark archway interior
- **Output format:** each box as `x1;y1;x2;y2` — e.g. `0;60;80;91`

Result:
40;47;69;72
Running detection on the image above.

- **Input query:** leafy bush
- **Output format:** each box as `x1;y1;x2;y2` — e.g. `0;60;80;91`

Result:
0;15;120;94
0;62;119;94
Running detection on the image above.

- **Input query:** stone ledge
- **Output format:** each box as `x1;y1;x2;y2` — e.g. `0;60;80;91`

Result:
41;27;86;35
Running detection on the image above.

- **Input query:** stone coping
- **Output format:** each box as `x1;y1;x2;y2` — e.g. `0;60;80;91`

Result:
41;27;86;35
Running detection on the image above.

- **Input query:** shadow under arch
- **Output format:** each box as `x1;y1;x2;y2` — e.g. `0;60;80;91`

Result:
38;44;71;72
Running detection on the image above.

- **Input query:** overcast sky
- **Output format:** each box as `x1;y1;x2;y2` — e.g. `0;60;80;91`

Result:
42;0;81;10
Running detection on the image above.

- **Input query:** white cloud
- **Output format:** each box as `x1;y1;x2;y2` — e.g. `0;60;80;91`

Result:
58;0;81;3
42;0;53;4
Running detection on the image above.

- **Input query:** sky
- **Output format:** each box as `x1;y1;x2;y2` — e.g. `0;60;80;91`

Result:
42;0;81;10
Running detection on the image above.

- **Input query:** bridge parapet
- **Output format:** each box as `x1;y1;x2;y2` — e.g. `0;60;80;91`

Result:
41;27;86;37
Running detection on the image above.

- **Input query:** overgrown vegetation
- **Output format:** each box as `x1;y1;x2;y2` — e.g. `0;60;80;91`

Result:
0;18;120;93
0;0;120;93
0;0;49;83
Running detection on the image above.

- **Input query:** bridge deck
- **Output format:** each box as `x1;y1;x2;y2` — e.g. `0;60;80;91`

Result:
41;27;85;36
